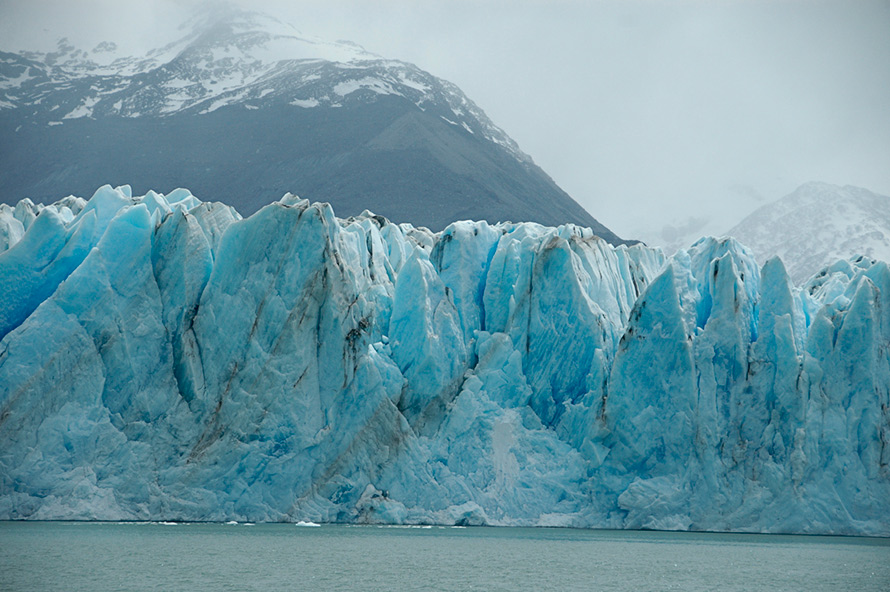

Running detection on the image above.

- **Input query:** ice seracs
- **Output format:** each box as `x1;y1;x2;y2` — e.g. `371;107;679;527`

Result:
0;185;887;536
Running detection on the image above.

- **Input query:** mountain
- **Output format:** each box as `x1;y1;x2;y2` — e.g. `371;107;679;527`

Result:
0;8;625;242
725;182;890;284
0;185;887;535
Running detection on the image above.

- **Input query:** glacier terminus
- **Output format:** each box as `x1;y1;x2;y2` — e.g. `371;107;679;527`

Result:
0;185;888;536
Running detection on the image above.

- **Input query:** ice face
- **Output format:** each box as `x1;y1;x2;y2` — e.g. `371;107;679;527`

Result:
0;206;25;253
0;186;887;536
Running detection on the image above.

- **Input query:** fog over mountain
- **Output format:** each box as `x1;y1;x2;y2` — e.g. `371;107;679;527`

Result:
0;6;622;241
1;0;888;241
1;1;889;539
727;183;890;285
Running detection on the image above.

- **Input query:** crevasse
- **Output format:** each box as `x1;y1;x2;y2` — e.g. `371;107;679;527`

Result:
0;185;887;535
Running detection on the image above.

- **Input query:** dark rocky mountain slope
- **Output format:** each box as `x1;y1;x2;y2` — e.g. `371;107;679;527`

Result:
0;8;626;242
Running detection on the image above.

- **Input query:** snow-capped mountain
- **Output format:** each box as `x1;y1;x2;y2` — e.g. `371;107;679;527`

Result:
0;7;625;242
1;185;888;535
726;182;890;284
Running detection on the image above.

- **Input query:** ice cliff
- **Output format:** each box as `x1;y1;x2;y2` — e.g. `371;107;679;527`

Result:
1;186;888;536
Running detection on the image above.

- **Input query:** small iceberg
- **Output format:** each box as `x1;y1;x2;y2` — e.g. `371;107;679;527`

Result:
295;520;321;527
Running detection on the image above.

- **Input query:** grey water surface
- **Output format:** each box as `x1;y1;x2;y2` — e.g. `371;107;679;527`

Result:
1;522;887;591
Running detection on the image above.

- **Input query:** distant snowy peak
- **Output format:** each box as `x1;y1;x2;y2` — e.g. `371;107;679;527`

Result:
0;7;528;163
726;182;890;284
13;8;377;78
170;8;380;71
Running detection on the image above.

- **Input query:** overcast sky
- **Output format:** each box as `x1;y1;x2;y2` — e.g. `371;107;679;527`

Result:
2;0;889;244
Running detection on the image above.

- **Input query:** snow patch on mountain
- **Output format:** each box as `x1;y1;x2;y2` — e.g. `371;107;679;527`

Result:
0;7;529;164
727;182;890;284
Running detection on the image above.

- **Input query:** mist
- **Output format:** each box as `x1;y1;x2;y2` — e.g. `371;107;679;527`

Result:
2;0;888;244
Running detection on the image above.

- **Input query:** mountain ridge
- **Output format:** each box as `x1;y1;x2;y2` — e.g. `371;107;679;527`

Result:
726;182;890;284
0;8;626;241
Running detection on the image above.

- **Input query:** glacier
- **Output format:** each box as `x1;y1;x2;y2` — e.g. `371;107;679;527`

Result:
0;185;888;536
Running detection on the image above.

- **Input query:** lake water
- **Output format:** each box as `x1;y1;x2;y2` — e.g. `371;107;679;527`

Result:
1;522;888;591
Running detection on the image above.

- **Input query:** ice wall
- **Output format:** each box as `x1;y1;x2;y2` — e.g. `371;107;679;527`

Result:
0;186;887;535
